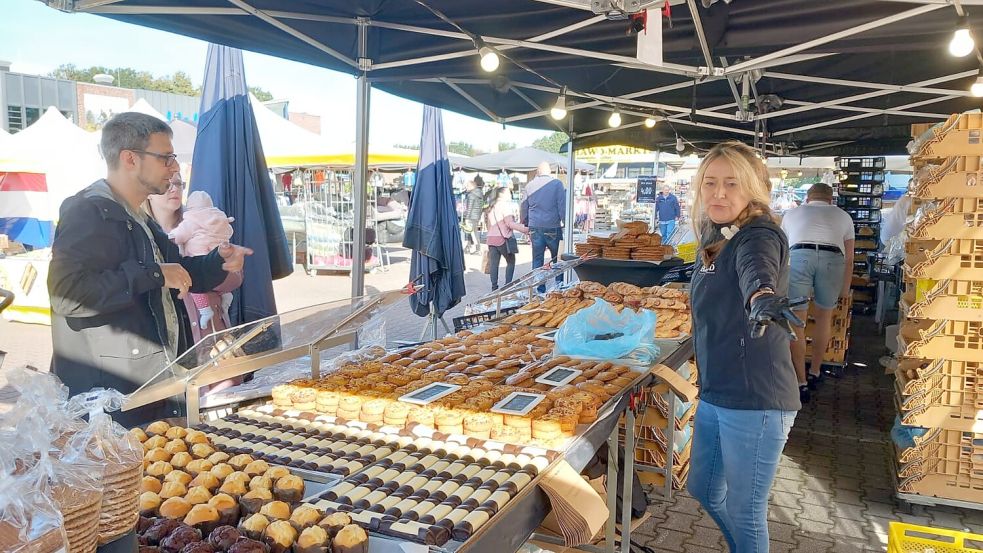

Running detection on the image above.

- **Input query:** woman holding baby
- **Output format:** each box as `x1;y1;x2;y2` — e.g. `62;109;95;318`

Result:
146;173;243;343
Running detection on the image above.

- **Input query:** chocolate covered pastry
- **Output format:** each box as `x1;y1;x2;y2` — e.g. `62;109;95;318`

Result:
238;513;271;541
262;520;297;553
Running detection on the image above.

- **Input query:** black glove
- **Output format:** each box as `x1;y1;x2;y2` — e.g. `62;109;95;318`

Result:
749;294;807;340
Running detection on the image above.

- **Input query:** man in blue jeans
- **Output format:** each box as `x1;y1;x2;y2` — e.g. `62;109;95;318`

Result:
656;185;681;239
520;162;566;292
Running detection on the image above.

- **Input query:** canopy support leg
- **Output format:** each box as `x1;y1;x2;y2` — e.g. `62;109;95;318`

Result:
564;116;576;283
352;19;371;298
420;302;452;341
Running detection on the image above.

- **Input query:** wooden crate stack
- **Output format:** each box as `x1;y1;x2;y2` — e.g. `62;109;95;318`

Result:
620;361;698;493
894;114;983;504
804;295;853;368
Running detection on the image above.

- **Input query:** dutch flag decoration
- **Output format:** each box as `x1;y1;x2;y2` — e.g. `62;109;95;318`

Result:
0;164;53;248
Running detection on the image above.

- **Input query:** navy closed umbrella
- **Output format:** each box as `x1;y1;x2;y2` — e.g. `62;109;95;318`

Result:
403;106;466;319
192;44;292;325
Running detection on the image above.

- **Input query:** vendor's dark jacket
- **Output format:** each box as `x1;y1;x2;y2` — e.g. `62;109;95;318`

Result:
690;217;801;412
48;180;228;427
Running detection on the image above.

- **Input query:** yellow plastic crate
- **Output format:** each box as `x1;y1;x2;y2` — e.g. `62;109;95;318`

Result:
676;242;696;263
888;521;983;552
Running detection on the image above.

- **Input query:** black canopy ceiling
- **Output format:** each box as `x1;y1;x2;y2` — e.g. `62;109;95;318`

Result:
48;0;983;155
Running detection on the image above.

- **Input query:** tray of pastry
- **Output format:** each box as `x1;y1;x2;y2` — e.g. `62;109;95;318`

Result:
196;410;417;483
308;439;560;547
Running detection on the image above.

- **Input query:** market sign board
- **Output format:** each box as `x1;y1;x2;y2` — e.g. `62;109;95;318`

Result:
636;176;657;204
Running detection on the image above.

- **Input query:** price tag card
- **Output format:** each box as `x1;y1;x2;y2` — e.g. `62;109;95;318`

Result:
491;392;546;415
398;383;462;405
535;366;582;387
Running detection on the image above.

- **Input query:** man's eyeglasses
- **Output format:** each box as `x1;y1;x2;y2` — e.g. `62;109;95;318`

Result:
168;181;186;191
129;149;178;168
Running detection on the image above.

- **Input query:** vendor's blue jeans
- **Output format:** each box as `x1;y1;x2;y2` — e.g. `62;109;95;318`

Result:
687;401;796;553
531;227;562;292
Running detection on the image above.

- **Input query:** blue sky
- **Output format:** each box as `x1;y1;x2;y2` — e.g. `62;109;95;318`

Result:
0;0;552;152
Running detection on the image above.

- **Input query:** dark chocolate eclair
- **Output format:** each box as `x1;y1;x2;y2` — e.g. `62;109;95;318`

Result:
451;506;496;541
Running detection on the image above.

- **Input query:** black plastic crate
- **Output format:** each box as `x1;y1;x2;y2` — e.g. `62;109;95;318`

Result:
836;156;886;170
452;306;520;332
837;182;884;196
867;252;899;283
839;170;885;185
845;208;882;223
836;196;883;209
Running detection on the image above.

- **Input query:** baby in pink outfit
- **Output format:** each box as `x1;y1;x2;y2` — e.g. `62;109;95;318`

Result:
168;191;235;331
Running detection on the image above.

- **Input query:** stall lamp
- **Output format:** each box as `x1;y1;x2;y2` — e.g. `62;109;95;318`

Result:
797;171;803;177
972;75;983;97
676;136;685;152
608;109;622;128
644;117;657;128
950;17;975;57
550;91;567;120
479;46;500;72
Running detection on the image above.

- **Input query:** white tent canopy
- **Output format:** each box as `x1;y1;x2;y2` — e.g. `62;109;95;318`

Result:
1;107;105;220
127;98;168;122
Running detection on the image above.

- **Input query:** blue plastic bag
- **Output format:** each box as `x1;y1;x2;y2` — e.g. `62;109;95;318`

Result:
554;298;660;364
890;415;928;450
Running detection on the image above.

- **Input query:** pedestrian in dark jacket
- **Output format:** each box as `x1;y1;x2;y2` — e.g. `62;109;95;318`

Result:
686;141;804;553
47;112;252;427
461;179;484;254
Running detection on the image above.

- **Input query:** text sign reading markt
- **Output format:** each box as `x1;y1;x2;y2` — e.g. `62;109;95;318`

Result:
636;176;657;204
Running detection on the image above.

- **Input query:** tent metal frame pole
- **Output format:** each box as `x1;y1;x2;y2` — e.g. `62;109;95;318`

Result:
758;69;978;121
510;87;568;134
781;99;949;119
503;81;695;123
372;14;607;71
774;94;960;136
352;18;371;298
565;116;576;256
225;0;358;68
723;3;944;74
765;71;975;97
439;78;501;122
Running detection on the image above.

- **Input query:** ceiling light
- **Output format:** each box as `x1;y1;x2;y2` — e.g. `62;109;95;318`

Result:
479;46;500;72
972;75;983;97
608;109;621;128
676;136;685;152
797;171;803;177
950;17;975;57
644;117;656;128
550;90;567;120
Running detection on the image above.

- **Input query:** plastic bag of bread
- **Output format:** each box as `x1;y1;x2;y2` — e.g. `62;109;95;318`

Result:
65;389;144;544
0;458;69;553
554;298;660;364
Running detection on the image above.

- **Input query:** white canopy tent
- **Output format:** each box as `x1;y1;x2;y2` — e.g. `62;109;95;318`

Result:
0;107;105;221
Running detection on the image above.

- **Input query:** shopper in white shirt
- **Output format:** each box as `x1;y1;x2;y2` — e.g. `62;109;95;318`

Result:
780;183;855;402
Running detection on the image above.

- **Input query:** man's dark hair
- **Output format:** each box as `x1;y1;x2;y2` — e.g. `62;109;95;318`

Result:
100;112;173;169
807;182;834;201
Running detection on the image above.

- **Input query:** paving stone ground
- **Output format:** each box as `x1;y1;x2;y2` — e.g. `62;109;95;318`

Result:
634;315;983;552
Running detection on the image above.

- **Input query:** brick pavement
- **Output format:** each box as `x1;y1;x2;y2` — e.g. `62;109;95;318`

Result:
3;248;979;552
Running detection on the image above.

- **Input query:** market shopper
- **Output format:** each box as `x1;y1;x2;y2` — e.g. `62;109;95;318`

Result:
461;179;484;255
781;183;855;401
484;186;528;290
688;141;804;553
656;185;681;239
47;112;252;427
520;162;566;291
147;174;244;343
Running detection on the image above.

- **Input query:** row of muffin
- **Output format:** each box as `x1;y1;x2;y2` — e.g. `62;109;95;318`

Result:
137;513;367;553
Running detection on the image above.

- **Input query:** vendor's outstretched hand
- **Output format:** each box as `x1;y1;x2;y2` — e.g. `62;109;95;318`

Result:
217;243;254;272
749;294;806;340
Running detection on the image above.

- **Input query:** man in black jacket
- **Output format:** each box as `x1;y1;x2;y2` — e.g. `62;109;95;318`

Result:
48;112;251;426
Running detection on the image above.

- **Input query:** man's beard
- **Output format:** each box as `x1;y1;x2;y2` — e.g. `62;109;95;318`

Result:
139;173;170;196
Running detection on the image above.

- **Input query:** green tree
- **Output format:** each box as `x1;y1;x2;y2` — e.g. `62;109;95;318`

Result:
48;64;275;100
497;141;516;152
448;141;477;157
249;87;274;101
531;131;569;154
